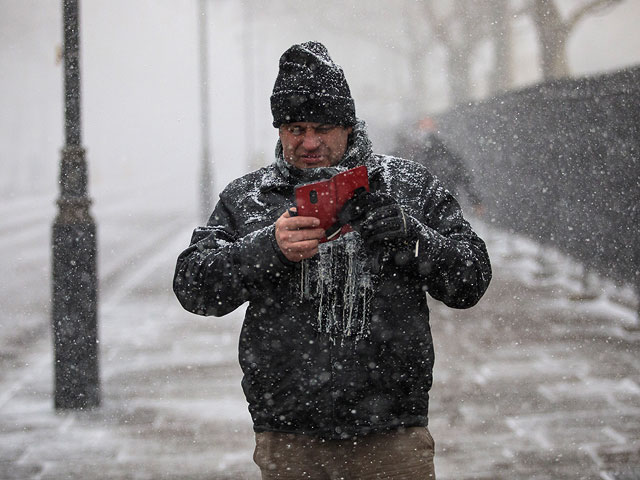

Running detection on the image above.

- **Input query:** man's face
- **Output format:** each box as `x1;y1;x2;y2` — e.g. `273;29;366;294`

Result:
279;122;352;169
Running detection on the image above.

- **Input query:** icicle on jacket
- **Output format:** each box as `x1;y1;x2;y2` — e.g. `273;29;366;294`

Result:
174;121;491;439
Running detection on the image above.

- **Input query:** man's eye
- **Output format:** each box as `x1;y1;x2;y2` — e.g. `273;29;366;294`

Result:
316;126;334;134
289;127;303;135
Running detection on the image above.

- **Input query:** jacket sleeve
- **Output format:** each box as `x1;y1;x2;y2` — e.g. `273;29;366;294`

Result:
399;176;492;309
173;198;294;317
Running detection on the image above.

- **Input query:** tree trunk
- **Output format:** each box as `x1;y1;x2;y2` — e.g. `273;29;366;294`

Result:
407;45;429;119
448;44;472;105
489;0;513;94
402;4;429;120
447;0;474;105
533;0;570;80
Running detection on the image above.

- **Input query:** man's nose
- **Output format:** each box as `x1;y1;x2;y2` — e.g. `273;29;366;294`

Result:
301;130;321;150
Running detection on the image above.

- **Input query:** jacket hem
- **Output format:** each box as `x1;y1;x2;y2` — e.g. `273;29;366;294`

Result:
252;417;430;440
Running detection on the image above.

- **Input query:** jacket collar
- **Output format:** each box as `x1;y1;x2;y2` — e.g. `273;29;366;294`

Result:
259;164;291;193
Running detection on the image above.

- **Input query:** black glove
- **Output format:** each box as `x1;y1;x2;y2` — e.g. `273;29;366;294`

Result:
334;190;413;248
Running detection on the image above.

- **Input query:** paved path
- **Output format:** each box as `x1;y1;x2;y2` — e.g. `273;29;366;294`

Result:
0;211;638;479
429;225;640;480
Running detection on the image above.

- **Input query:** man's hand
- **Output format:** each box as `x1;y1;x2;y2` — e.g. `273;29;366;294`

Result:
338;191;413;248
275;209;325;262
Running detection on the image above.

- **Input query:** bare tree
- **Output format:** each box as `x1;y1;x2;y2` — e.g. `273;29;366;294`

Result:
418;0;494;105
524;0;624;79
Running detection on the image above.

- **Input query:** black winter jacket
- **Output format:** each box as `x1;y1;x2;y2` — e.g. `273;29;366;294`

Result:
174;122;491;439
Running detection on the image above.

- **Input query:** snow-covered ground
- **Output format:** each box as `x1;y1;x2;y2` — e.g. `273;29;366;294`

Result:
0;194;638;479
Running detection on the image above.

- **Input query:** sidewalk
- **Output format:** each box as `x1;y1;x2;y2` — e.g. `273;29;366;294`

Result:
428;226;640;479
1;223;638;479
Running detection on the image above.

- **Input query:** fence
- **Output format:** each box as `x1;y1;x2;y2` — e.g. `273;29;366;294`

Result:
436;66;640;298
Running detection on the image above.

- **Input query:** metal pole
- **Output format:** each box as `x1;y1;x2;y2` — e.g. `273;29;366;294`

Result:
243;0;255;171
198;0;213;222
52;0;100;409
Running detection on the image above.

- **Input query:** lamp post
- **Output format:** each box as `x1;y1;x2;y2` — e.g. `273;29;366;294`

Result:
52;0;100;409
198;0;213;221
243;1;255;171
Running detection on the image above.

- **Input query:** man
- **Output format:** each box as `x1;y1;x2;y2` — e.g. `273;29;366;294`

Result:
174;41;491;479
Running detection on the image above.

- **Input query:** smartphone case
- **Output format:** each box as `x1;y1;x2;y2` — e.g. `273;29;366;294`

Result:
295;165;369;243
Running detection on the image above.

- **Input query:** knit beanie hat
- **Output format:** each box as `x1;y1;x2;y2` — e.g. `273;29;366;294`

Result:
271;41;356;127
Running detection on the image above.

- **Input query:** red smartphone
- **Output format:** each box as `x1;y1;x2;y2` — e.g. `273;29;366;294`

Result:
295;166;369;242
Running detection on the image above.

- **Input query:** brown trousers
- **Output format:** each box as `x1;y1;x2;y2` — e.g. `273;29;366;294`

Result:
253;427;436;480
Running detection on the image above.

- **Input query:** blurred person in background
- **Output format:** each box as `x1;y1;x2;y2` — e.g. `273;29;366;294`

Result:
396;117;485;217
174;41;491;479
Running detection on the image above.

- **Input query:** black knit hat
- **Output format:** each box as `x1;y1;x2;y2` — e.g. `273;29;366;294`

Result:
271;41;356;127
